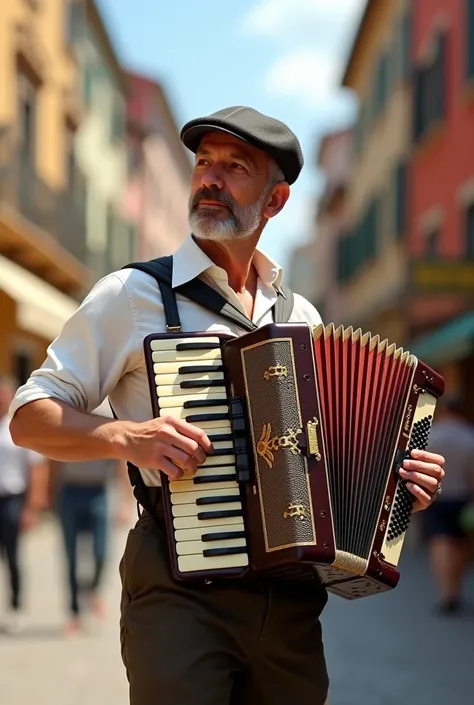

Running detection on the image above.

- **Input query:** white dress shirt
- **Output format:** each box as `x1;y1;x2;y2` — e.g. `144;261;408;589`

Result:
9;236;322;485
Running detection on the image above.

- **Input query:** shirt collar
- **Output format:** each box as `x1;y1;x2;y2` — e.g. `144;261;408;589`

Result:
172;234;284;292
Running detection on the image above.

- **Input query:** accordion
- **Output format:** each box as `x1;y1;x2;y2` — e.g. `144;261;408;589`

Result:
144;322;444;599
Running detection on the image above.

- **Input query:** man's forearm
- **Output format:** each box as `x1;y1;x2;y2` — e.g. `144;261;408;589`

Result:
10;399;130;462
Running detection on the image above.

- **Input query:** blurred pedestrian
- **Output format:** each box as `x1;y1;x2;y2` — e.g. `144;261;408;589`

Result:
0;375;48;634
424;393;474;614
51;401;131;636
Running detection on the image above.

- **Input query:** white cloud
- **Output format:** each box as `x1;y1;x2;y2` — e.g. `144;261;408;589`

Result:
264;49;355;114
243;0;364;45
242;0;365;109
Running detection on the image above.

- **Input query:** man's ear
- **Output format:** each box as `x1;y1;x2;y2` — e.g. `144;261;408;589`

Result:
263;182;290;220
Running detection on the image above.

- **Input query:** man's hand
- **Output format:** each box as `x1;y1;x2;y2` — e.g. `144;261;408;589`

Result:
123;416;213;481
399;448;445;512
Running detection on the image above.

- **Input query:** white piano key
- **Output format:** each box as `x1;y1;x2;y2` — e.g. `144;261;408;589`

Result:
159;406;229;424
152;349;221;363
200;454;235;467
174;522;245;543
192;465;236;479
153;359;223;375
155;371;224;390
157;392;226;408
171;500;242;518
150;337;222;350
177;552;248;573
169;477;238;493
156;381;225;397
170;487;241;505
173;514;245;530
176;537;246;556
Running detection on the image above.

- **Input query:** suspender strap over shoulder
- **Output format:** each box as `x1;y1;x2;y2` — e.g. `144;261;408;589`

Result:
122;255;294;330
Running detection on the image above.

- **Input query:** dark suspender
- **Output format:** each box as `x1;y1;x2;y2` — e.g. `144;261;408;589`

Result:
122;255;294;333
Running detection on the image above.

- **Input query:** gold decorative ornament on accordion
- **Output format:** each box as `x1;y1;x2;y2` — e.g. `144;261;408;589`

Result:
143;322;445;600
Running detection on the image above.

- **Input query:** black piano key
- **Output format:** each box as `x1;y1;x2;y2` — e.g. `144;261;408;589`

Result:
207;433;234;443
186;412;229;423
180;379;224;389
202;531;246;542
184;398;228;409
193;473;237;485
208;447;234;456
176;342;221;351
178;365;224;374
196;495;238;506
203;546;247;557
197;509;242;520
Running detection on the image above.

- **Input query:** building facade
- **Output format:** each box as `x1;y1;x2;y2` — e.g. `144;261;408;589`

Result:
337;0;412;346
408;0;474;407
312;128;353;325
122;73;191;261
67;0;134;284
0;0;87;380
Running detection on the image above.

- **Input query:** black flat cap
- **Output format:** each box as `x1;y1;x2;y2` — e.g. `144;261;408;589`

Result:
180;106;304;185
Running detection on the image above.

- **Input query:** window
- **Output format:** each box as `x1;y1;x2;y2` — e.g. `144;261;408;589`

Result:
394;162;407;238
18;74;37;165
466;203;474;259
413;32;447;141
397;10;411;81
14;350;33;386
467;0;474;79
111;95;125;141
425;227;439;259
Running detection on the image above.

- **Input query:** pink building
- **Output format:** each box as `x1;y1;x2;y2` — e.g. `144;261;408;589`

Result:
122;73;192;260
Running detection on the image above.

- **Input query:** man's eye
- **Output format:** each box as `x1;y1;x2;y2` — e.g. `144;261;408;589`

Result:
231;163;245;171
196;158;209;166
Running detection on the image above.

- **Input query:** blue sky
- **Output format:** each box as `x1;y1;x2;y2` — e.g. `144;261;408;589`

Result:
98;0;365;271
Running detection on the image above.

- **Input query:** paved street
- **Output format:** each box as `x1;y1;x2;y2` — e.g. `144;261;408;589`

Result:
1;519;473;705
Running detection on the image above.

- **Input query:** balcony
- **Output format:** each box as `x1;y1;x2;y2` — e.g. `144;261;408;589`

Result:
0;126;89;296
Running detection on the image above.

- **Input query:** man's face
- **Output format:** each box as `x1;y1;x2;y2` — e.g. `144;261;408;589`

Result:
188;131;275;242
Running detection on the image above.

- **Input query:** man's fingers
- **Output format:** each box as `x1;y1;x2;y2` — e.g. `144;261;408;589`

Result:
159;457;185;481
165;416;213;454
162;443;199;476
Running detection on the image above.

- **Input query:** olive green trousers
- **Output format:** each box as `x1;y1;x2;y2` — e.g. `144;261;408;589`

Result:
119;503;329;705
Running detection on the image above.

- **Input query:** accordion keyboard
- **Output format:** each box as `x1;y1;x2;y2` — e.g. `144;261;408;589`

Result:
149;336;249;575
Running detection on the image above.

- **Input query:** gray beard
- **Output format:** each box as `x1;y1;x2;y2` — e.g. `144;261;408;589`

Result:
188;189;268;242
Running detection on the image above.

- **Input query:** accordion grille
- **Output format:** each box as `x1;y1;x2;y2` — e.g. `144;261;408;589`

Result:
313;325;417;562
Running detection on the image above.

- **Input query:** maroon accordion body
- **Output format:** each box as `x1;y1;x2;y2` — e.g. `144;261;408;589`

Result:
144;322;445;600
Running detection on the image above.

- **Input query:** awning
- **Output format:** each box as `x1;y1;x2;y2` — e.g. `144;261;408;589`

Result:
409;310;474;365
0;255;78;341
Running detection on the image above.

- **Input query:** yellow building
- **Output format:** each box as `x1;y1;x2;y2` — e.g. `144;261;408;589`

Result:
337;0;411;345
0;0;88;380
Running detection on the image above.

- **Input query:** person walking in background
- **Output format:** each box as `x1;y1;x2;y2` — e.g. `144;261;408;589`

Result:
52;401;132;637
0;375;48;634
424;393;474;615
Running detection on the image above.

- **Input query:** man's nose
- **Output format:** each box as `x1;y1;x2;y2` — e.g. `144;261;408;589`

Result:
201;163;225;190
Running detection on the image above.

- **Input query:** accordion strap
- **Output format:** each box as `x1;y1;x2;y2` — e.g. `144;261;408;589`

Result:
121;255;294;332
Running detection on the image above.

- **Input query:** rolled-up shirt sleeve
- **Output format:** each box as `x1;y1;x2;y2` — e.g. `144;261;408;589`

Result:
9;273;140;419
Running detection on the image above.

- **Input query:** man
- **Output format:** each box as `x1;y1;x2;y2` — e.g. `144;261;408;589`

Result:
8;107;445;704
423;393;474;614
0;375;48;634
52;400;131;636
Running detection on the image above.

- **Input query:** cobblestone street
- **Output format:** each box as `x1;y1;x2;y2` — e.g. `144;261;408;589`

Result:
1;519;473;705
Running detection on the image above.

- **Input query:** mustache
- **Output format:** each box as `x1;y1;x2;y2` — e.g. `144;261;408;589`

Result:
190;187;235;213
